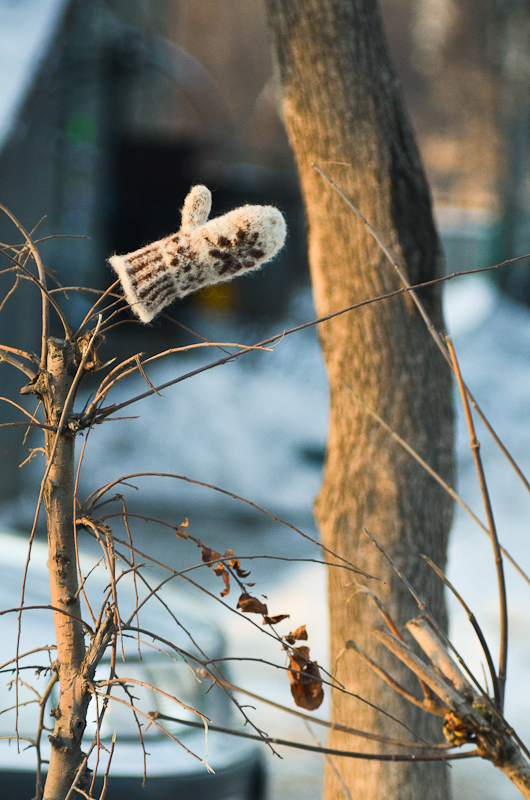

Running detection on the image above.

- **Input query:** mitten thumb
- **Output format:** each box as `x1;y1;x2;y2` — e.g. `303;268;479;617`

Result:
180;185;212;231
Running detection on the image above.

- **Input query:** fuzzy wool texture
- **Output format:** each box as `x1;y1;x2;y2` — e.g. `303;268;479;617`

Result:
109;185;287;323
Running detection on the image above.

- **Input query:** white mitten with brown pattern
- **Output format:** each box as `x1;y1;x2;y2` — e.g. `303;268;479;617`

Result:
109;185;287;323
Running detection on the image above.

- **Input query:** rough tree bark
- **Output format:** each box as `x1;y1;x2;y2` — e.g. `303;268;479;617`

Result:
265;2;454;799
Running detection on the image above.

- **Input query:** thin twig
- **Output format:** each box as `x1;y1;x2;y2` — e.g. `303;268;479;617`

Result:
83;471;375;579
364;529;490;700
314;165;530;520
0;421;55;432
91;689;209;765
345;639;445;714
0;274;21;314
0;397;44;426
73;279;121;337
0;346;37;379
86;340;273;418
1;604;93;632
421;555;500;708
446;337;507;711
150;711;478;761
0;203;52;367
345;386;530;587
124;621;426;745
88;262;519;427
215;674;453;750
0;246;71;343
304;720;354;800
0;646;56;671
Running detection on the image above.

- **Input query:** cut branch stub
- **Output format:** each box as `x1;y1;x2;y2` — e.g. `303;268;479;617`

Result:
373;625;530;797
405;615;475;699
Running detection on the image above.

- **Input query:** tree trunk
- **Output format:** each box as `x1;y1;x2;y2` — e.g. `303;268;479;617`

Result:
32;338;93;800
264;2;454;799
40;338;89;800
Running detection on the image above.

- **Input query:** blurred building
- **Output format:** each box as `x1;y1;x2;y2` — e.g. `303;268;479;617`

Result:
1;0;530;499
0;0;304;498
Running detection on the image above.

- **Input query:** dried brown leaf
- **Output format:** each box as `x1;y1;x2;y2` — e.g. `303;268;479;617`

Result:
263;614;290;626
286;624;308;644
237;592;268;615
223;548;250;578
201;545;231;596
220;569;230;598
287;646;324;711
202;545;221;565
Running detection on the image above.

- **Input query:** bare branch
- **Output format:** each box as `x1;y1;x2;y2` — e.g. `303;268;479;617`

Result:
217;673;453;749
0;343;38;377
150;711;478;761
88;262;519;425
345;638;445;715
74;279;122;336
0;203;51;367
85;340;273;419
447;337;507;710
0;244;71;345
91;689;209;766
373;629;478;717
0;604;93;633
96;676;206;720
0;420;54;432
421;556;500;708
0;646;56;671
365;529;490;700
82;472;375;579
0;396;44;426
347;387;530;587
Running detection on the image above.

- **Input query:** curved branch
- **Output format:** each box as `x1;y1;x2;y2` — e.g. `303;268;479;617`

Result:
0;203;51;367
82;471;374;579
447;338;507;711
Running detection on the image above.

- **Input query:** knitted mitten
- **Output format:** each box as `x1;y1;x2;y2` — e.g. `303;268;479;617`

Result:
109;185;287;323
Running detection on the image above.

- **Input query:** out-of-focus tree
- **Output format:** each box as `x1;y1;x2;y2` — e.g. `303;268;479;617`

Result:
267;0;452;800
265;1;454;799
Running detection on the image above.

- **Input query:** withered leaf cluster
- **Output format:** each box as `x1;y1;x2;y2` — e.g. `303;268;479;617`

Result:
175;521;323;711
237;597;323;711
201;546;250;598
